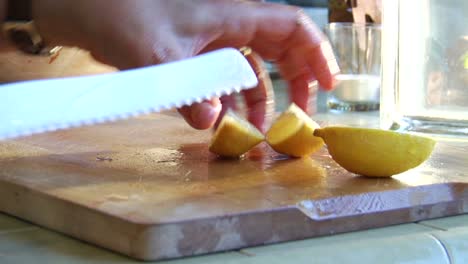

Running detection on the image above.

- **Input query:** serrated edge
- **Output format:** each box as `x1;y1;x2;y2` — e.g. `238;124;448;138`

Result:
0;85;250;140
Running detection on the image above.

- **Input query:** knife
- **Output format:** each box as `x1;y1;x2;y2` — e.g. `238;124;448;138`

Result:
0;48;258;140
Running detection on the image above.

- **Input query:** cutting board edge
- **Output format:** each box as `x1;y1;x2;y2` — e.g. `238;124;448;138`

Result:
1;179;467;260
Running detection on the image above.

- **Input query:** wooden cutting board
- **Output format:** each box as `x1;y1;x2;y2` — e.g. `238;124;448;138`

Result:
0;112;467;261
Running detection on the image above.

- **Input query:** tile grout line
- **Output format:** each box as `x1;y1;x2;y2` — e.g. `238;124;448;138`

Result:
416;222;448;231
238;249;256;257
427;233;453;264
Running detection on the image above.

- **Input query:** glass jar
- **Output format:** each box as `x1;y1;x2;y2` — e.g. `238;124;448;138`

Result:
380;0;468;137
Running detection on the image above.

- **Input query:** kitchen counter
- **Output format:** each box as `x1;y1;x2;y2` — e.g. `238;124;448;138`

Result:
0;212;467;263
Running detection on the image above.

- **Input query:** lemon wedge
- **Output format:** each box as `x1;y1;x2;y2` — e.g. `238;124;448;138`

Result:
314;126;436;177
209;110;264;158
266;103;324;157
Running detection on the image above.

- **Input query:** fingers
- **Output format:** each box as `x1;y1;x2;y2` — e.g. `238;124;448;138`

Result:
287;11;339;90
177;98;222;130
276;45;315;113
210;2;338;83
240;50;274;133
204;2;338;110
287;74;314;113
213;94;238;130
288;76;319;115
211;50;273;133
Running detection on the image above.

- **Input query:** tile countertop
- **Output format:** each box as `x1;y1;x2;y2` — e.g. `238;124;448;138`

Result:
0;213;467;263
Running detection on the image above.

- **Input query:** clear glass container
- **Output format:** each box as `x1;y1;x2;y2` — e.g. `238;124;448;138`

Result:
324;23;382;112
381;0;468;137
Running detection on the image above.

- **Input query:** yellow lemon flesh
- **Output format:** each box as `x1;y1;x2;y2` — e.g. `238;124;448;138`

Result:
209;110;264;158
314;126;436;177
266;103;324;157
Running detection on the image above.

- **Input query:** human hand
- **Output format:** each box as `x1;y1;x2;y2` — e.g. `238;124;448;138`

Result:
32;0;338;132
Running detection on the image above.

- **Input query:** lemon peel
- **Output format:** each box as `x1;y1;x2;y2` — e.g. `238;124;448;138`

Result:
314;126;436;177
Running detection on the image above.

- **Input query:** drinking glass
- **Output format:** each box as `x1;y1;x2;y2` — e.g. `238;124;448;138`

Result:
322;23;382;112
381;0;468;137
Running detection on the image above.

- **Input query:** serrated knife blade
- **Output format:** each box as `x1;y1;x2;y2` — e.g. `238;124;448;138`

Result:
0;48;258;140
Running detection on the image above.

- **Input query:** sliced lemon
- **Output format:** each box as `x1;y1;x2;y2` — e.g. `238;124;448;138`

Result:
314;126;436;177
209;110;264;158
266;103;324;157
